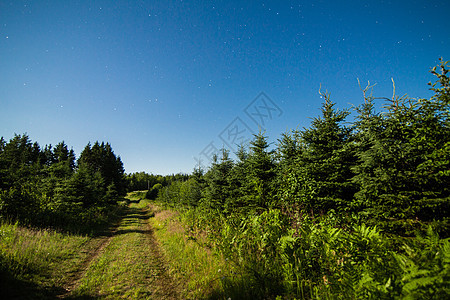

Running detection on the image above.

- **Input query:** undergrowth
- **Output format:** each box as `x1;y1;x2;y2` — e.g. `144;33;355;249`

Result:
152;202;450;299
149;202;240;299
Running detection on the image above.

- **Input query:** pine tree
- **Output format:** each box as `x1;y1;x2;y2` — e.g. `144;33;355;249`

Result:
55;166;105;208
276;130;304;208
245;131;276;210
351;81;383;212
0;137;5;152
77;141;127;197
226;144;250;211
0;134;40;188
204;149;233;210
352;61;450;234
291;91;356;213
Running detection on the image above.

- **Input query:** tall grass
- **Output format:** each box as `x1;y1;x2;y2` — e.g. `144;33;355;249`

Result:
0;203;124;298
149;202;240;299
0;220;90;297
154;204;450;299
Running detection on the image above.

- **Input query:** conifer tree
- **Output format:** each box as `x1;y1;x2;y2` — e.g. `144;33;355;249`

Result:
77;141;127;197
226;144;250;211
291;91;356;212
350;81;383;212
353;60;450;233
276;130;304;208
245;131;276;210
0;137;5;152
277;130;303;163
0;134;40;188
204;149;233;210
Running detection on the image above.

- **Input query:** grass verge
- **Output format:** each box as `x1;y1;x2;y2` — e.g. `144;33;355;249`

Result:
0;221;90;299
148;202;238;299
0;204;124;299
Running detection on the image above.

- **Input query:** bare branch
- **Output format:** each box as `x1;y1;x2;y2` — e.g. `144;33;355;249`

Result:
357;78;377;104
318;84;330;105
391;77;396;102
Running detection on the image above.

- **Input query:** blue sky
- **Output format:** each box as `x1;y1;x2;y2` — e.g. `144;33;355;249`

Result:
1;0;449;175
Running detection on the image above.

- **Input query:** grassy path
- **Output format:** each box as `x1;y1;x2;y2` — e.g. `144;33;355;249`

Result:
65;200;179;299
1;197;182;299
57;215;122;297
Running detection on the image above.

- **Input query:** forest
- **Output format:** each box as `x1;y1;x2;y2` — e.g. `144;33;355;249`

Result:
0;138;127;231
0;60;449;299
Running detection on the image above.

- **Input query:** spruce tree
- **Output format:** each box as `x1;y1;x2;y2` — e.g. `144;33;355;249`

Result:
77;141;127;197
276;130;304;209
204;149;233;210
245;131;276;210
353;60;450;234
351;82;383;212
294;91;356;213
226;144;250;211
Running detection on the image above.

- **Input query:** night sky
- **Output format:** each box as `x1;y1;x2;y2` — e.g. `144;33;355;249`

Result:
1;0;449;174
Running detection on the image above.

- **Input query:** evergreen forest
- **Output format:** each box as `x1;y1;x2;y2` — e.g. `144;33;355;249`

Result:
0;139;127;231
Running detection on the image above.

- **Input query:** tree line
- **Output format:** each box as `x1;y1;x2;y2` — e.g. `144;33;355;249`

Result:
158;59;449;236
126;171;189;199
0;138;127;231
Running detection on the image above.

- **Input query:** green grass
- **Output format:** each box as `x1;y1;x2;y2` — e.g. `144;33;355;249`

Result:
0;203;125;299
73;199;178;299
0;220;90;299
0;199;236;299
148;202;239;299
1;197;229;299
128;190;148;200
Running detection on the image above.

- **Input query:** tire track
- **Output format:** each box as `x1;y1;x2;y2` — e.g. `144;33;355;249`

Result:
140;206;180;299
57;216;124;298
57;203;180;299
